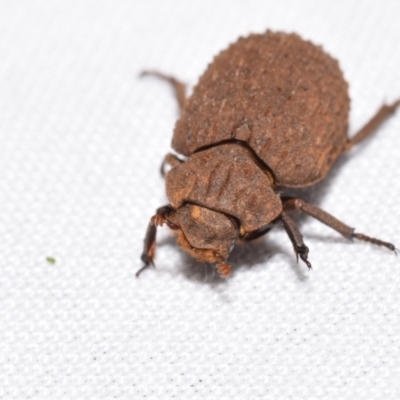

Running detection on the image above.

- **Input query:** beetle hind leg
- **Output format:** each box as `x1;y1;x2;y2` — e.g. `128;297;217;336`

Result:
140;70;187;115
345;98;400;151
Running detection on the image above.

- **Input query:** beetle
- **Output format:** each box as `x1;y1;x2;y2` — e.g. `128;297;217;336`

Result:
137;30;399;278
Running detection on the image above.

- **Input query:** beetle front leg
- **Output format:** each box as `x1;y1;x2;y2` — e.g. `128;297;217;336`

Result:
136;205;175;277
281;213;312;270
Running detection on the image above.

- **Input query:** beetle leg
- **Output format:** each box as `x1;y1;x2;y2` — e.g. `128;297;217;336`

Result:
282;197;397;253
140;70;187;115
137;205;176;277
281;212;312;269
344;98;400;151
137;222;157;277
160;153;184;177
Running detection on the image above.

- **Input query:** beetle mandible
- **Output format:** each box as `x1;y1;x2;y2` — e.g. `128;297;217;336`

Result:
138;31;399;278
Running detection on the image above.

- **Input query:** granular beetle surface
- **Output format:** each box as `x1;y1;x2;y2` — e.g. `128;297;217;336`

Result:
138;30;399;278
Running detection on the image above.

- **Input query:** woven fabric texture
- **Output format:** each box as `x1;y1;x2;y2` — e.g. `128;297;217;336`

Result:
1;1;400;399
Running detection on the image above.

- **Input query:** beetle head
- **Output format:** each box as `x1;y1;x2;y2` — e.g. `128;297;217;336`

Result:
166;203;238;264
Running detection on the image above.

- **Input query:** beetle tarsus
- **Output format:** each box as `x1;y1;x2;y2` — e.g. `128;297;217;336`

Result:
137;250;156;277
296;245;312;270
352;232;397;254
136;261;155;278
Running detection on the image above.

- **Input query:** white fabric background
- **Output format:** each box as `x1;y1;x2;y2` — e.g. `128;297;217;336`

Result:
1;1;400;399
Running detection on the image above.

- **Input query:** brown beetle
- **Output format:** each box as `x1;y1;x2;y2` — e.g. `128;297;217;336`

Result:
138;31;399;278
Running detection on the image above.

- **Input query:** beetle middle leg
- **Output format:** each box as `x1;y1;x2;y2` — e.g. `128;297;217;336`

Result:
140;70;187;115
344;99;400;151
160;153;183;177
282;197;397;253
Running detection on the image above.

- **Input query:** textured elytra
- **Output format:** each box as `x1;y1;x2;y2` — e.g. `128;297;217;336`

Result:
172;31;350;187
